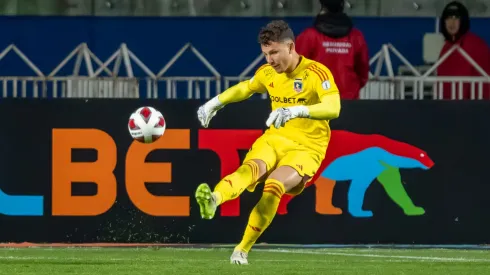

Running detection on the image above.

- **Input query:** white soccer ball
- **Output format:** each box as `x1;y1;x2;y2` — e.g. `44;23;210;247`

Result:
128;106;166;143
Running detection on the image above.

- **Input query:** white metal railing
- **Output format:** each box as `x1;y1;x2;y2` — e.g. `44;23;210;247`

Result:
0;42;488;100
1;75;485;100
149;43;222;99
360;76;489;100
0;77;139;98
0;45;45;77
360;43;490;99
222;52;269;99
147;77;220;99
223;76;268;99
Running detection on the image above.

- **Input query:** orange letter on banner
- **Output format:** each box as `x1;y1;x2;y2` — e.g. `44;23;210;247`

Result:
52;129;117;216
126;129;190;216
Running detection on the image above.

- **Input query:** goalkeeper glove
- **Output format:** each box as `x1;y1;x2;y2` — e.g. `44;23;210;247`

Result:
197;96;224;128
266;106;309;129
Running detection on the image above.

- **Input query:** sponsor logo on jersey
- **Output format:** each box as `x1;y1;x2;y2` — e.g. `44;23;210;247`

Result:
270;96;306;104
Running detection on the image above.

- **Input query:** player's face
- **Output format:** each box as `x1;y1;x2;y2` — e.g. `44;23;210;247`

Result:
261;41;293;74
445;16;460;37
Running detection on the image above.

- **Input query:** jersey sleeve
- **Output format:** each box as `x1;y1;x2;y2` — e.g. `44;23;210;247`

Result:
247;64;269;93
308;64;340;98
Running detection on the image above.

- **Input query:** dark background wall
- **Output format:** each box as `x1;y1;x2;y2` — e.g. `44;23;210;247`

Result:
1;16;489;77
0;99;488;244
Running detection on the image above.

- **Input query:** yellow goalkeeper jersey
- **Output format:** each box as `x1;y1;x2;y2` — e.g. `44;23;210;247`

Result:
247;56;340;155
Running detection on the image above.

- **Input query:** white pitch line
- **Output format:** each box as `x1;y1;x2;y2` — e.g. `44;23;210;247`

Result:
259;249;490;263
1;249;489;264
0;255;411;263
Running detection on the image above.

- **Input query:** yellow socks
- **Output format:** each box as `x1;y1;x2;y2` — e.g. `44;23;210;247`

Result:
213;161;260;205
213;162;287;253
235;179;285;253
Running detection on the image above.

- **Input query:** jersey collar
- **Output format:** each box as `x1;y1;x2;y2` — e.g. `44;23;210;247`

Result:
286;55;306;78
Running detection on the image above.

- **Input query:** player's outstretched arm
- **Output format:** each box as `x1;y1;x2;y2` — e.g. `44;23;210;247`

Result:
303;93;341;120
197;81;256;128
217;81;256;104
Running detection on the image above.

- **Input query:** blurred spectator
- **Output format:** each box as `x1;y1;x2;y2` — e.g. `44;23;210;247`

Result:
295;0;369;100
437;1;490;99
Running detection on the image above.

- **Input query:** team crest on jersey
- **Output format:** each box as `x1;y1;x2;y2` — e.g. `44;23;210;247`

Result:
293;79;303;93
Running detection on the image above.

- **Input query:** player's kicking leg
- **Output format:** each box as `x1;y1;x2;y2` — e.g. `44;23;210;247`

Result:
230;165;309;264
195;160;267;220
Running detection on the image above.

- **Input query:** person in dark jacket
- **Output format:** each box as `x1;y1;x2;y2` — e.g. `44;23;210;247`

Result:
296;0;369;99
437;1;490;99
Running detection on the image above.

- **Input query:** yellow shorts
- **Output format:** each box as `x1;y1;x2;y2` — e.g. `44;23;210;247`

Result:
243;133;325;195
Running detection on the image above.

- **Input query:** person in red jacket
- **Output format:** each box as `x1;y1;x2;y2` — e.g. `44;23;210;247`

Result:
437;1;490;99
295;0;369;100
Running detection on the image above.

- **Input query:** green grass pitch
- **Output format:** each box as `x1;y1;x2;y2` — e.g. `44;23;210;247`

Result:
0;247;489;274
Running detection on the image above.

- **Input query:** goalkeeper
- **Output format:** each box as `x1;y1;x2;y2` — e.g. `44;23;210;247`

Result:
195;20;341;265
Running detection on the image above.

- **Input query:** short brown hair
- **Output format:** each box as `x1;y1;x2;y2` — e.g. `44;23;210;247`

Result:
258;20;295;45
